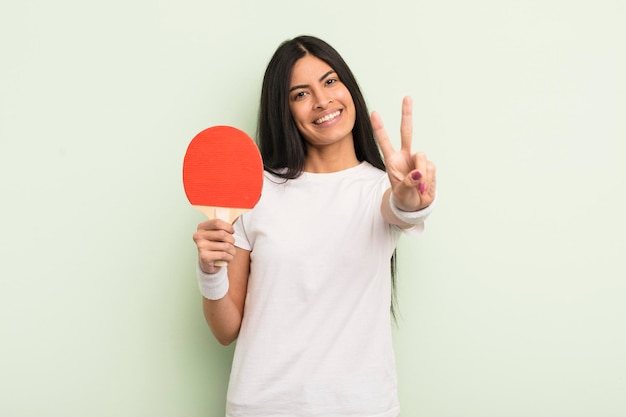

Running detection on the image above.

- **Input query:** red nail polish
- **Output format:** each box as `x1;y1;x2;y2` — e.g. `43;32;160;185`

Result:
411;171;422;181
418;183;426;194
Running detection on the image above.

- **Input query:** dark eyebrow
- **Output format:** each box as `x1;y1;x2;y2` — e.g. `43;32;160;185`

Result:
319;70;336;82
289;70;337;93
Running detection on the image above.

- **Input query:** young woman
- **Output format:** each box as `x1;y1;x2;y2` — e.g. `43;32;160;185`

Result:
192;35;436;417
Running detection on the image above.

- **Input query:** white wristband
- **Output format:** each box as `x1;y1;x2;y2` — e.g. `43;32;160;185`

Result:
196;261;229;300
389;193;436;225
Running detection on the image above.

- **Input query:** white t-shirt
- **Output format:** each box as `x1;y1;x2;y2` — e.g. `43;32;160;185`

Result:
227;162;419;417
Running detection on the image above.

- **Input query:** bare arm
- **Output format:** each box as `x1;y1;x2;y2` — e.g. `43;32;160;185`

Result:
201;248;250;345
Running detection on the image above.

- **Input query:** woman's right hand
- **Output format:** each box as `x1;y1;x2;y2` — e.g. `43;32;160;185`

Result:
192;219;236;274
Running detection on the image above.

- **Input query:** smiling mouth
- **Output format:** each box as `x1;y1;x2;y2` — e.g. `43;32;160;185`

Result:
314;110;341;125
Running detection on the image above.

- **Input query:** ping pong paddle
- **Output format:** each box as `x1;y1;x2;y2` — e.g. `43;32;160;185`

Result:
183;125;263;266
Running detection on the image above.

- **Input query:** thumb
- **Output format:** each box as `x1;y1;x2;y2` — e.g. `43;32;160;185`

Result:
402;170;424;194
391;170;422;209
407;169;422;186
410;169;427;195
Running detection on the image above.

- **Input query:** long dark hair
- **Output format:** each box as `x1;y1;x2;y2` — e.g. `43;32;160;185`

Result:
257;35;385;178
256;35;399;318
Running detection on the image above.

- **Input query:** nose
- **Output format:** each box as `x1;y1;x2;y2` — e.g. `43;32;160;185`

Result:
314;91;332;109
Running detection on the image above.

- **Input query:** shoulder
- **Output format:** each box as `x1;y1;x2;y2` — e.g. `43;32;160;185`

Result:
350;161;386;180
357;162;390;189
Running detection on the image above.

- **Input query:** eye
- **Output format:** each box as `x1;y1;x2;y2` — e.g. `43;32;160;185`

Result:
293;90;308;100
326;78;338;86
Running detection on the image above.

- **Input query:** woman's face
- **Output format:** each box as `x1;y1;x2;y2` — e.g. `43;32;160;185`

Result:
288;55;356;149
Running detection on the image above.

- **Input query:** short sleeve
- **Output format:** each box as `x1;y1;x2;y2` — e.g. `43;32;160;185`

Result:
233;215;252;251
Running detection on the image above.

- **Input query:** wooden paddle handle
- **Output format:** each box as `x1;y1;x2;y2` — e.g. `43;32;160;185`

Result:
194;206;250;223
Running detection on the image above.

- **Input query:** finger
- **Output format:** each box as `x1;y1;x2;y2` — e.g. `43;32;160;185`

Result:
425;161;436;198
413;152;428;175
419;159;436;199
410;152;428;195
371;111;395;161
199;241;236;258
194;228;235;246
197;236;237;259
198;242;236;272
393;173;423;211
198;241;236;255
400;96;413;153
197;219;235;234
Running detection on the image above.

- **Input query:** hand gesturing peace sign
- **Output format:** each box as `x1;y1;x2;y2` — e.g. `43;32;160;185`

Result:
371;96;436;212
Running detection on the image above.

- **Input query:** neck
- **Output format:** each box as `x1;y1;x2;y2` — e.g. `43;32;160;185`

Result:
303;142;360;173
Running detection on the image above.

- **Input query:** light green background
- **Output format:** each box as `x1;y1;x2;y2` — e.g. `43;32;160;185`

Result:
1;0;624;416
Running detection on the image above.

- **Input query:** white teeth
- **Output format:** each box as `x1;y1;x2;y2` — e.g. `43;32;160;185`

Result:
314;110;340;125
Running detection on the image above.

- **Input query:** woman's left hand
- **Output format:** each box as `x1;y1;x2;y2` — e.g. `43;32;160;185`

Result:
371;96;436;211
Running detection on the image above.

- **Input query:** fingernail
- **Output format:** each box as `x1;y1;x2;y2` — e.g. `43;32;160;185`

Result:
418;183;426;194
411;171;422;181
